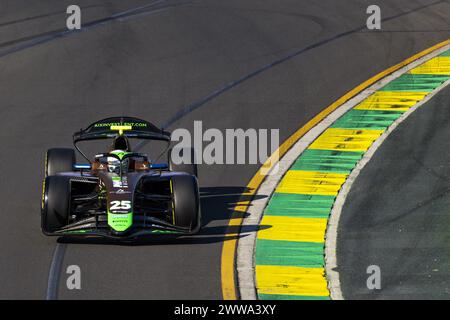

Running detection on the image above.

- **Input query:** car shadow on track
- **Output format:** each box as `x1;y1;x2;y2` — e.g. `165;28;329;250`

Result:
57;186;271;246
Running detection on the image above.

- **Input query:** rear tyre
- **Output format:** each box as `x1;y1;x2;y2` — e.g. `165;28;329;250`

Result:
42;176;71;234
45;148;75;177
171;175;201;233
168;147;198;178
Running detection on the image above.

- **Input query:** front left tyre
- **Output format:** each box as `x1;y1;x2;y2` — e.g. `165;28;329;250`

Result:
171;175;201;233
41;176;71;234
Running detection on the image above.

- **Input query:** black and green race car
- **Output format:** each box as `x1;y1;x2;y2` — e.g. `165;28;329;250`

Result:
41;116;201;239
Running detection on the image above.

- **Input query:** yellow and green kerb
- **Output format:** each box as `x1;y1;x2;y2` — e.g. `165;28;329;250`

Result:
255;49;450;300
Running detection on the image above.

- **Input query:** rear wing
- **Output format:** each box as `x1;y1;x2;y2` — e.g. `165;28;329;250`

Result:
73;116;171;162
73;116;171;143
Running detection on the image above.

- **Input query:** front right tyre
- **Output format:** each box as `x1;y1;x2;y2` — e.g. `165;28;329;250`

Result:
45;148;75;177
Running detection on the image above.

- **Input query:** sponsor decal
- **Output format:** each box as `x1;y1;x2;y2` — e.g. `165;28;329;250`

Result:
109;189;131;195
112;176;128;188
94;122;148;128
108;212;133;232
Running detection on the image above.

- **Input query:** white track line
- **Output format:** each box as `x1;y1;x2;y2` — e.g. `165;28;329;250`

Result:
46;243;67;300
237;43;450;300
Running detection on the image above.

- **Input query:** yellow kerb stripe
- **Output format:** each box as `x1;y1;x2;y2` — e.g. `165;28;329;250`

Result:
276;170;347;196
256;265;328;297
354;91;429;111
258;215;327;243
308;128;383;152
409;57;450;75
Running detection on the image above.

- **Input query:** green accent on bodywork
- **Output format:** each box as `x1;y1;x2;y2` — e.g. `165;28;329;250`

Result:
63;230;91;234
256;239;324;267
108;212;133;232
151;230;179;234
62;228;179;235
258;293;330;300
110;150;131;160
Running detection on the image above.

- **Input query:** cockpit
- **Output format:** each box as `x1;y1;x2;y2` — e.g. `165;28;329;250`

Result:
91;136;150;174
92;152;150;174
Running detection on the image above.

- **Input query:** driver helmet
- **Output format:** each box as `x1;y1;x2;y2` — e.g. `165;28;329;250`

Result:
107;150;131;174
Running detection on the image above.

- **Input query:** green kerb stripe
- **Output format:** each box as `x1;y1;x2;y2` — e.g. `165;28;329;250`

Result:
331;109;403;130
379;74;450;91
290;149;363;174
440;49;450;56
264;193;335;218
258;293;330;300
256;239;324;267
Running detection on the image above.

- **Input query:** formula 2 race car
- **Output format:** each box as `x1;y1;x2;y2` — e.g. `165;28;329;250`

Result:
41;117;201;239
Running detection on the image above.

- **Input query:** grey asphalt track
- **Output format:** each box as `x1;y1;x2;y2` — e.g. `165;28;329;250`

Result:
0;0;450;299
338;84;450;300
